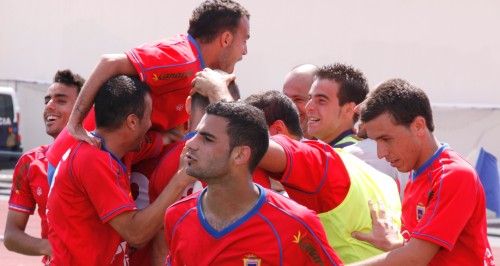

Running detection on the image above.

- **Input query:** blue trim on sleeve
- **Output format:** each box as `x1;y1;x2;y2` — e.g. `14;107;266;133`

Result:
197;184;266;239
257;213;283;266
100;203;137;222
412;231;453;250
188;34;206;69
412;144;448;180
8;203;35;213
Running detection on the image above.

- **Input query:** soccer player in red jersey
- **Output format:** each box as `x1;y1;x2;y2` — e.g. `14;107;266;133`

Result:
352;79;494;265
164;101;342;265
4;70;83;263
61;0;250;145
46;0;251;203
46;76;191;265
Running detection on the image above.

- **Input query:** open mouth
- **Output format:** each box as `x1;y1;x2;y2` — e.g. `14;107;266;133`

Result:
45;115;58;123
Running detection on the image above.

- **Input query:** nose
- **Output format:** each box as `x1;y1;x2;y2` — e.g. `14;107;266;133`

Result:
185;134;199;151
45;98;56;110
242;44;248;56
376;142;388;160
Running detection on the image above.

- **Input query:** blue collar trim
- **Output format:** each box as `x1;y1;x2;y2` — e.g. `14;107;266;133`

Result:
197;184;266;239
91;132;127;173
411;144;448;180
329;129;355;147
188;34;206;69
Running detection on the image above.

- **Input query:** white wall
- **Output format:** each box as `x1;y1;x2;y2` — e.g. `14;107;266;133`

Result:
1;0;499;103
1;0;500;154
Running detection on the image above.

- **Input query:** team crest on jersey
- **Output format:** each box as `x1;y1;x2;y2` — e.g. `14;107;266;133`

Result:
243;254;261;266
416;203;425;221
36;186;42;196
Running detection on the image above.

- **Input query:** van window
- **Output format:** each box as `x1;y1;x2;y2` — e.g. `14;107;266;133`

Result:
0;94;15;124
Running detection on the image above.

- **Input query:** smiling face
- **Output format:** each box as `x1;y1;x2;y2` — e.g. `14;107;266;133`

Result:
185;114;232;181
305;78;345;143
43;83;78;138
218;16;250;73
363;112;422;173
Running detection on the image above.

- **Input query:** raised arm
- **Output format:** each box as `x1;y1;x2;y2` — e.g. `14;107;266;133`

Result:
67;54;137;145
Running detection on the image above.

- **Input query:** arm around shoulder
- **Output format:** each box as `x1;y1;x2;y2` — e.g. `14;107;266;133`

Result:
67;54;137;145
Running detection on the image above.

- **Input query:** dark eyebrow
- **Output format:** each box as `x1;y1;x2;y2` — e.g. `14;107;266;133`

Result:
374;134;391;141
312;93;329;100
198;130;216;140
45;93;69;100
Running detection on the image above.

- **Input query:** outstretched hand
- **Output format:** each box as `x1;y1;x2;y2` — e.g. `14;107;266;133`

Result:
191;68;235;102
351;200;403;251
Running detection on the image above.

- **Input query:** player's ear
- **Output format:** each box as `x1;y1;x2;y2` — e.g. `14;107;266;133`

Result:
126;114;139;130
341;102;356;119
232;145;251;166
219;31;234;48
412;116;427;137
269;120;287;136
185;96;192;116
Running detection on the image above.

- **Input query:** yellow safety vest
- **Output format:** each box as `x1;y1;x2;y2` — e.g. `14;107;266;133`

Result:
318;149;402;263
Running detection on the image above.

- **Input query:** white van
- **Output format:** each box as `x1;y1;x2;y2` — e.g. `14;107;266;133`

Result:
0;86;22;169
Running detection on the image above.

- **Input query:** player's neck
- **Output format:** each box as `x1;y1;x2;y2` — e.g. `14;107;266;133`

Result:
414;134;440;171
202;178;260;231
198;41;221;70
94;129;128;159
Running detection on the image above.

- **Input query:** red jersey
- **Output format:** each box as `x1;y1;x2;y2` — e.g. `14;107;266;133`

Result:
126;34;205;131
48;34;203;177
47;132;162;266
8;145;50;238
271;135;350;213
150;133;271;202
164;185;343;265
402;145;494;265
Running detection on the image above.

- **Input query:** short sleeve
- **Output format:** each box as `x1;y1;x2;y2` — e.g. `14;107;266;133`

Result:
8;153;36;214
72;151;136;223
412;167;478;250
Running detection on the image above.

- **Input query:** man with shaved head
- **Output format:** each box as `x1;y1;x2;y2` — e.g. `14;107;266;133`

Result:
282;64;318;139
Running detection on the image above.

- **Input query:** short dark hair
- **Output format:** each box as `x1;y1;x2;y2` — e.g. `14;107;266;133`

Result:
316;63;369;122
206;101;268;172
245;90;303;138
53;69;85;93
191;79;241;112
188;0;250;43
360;78;434;132
95;75;150;130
